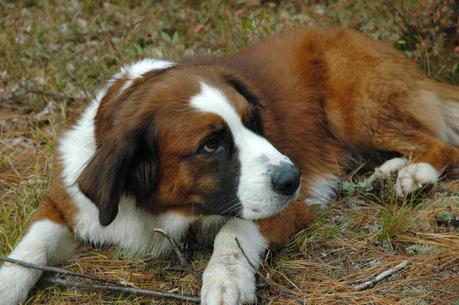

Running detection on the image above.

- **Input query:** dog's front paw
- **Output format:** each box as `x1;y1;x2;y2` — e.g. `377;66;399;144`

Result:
0;264;38;305
395;163;439;196
201;255;256;305
369;157;407;182
370;158;439;196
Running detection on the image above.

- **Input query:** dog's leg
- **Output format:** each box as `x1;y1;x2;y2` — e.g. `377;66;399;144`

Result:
371;131;459;196
256;200;316;248
394;135;459;196
364;83;459;196
0;202;77;305
201;219;266;305
200;201;316;305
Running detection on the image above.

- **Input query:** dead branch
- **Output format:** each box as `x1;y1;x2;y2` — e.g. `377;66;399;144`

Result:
42;277;200;302
234;238;272;291
354;260;410;291
234;237;258;271
0;85;85;102
0;256;118;285
234;237;303;303
153;228;202;283
0;256;200;302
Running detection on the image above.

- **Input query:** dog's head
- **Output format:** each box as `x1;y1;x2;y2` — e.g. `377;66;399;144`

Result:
77;63;301;226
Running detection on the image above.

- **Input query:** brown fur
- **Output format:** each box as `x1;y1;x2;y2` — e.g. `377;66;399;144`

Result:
208;27;459;245
29;161;76;230
32;27;459;248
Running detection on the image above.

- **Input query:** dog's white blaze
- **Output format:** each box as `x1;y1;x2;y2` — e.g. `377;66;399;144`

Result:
190;83;292;219
0;220;76;305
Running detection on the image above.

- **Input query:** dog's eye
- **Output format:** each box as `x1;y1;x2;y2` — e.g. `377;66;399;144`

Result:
201;138;224;154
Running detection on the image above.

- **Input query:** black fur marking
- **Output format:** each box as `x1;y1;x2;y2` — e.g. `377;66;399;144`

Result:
189;129;242;217
225;76;265;135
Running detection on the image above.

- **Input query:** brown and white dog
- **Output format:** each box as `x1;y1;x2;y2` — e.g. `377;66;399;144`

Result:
1;27;458;305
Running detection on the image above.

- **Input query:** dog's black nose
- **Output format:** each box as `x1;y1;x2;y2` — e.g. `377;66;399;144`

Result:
271;163;301;196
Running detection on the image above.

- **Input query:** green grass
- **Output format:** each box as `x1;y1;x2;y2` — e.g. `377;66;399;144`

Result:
1;1;458;304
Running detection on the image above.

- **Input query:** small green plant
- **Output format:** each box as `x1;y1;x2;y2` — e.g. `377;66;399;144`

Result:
405;244;432;256
378;204;413;241
436;210;454;224
160;31;180;45
342;179;373;197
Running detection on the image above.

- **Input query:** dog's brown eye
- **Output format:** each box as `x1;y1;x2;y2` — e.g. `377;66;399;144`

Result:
201;138;224;153
203;138;222;153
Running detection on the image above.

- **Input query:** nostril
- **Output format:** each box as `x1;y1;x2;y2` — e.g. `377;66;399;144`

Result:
271;163;301;196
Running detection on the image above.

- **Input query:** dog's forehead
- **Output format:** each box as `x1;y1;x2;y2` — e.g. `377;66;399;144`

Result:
151;66;251;119
191;83;241;126
189;82;251;132
154;82;246;151
135;67;253;147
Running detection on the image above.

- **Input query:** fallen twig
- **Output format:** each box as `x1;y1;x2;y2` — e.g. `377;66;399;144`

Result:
234;237;257;271
354;260;410;291
0;256;118;285
42;277;200;302
235;237;269;289
0;85;85;102
0;256;200;302
235;237;304;304
153;228;202;283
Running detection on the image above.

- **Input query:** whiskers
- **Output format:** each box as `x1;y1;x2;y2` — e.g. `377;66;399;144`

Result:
218;197;241;217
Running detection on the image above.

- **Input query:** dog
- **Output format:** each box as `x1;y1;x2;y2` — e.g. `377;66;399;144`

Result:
0;27;458;305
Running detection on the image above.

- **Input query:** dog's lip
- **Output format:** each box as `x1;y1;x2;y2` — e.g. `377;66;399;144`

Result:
291;185;301;201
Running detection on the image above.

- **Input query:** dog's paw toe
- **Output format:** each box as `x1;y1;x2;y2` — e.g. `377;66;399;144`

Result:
201;260;256;305
394;163;439;196
369;157;407;182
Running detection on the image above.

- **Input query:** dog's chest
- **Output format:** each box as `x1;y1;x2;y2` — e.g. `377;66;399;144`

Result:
72;194;195;256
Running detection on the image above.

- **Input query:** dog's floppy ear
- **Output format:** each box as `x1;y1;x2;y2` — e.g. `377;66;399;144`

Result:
77;118;159;226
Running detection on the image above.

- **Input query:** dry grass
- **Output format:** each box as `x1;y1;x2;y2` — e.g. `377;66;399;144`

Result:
0;1;458;304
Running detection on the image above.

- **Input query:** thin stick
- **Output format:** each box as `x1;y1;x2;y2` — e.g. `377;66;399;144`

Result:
1;256;200;302
0;256;119;285
354;260;410;291
0;86;85;102
234;237;271;291
42;277;200;302
234;237;257;271
153;228;202;283
24;86;85;101
235;238;303;302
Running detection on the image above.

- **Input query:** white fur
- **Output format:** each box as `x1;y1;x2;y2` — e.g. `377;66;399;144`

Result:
370;158;439;196
1;59;285;304
395;162;439;196
305;174;340;208
369;157;408;182
190;83;295;219
114;58;174;91
57;58;197;257
201;219;266;305
195;215;227;245
417;90;459;146
0;220;76;305
441;100;459;146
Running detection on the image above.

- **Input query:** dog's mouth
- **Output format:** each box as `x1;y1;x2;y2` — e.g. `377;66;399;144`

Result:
239;188;300;220
187;179;301;220
189;197;242;218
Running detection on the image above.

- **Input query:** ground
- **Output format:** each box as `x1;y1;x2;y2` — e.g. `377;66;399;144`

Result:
0;1;458;304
